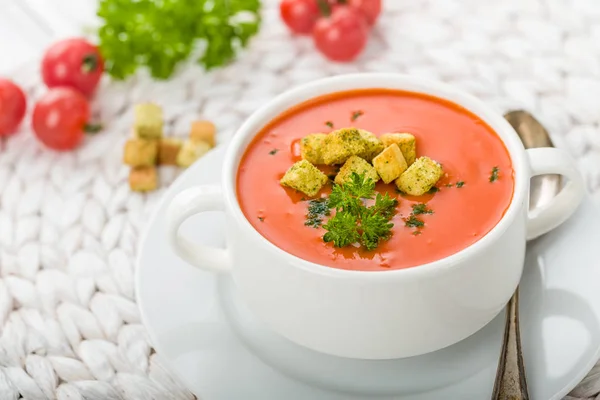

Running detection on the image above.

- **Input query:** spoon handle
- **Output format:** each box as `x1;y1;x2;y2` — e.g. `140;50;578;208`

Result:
491;287;530;400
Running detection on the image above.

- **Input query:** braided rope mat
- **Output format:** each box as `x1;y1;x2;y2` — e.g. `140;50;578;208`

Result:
2;0;600;398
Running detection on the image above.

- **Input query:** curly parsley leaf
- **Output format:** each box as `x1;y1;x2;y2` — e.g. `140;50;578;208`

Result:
97;0;261;80
360;212;394;250
323;212;360;247
344;172;376;199
322;173;397;251
370;193;398;219
328;184;363;215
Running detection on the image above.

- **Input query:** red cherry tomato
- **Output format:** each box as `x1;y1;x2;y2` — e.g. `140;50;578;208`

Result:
313;6;370;62
280;0;321;34
347;0;381;25
32;88;92;151
0;78;27;137
41;38;104;96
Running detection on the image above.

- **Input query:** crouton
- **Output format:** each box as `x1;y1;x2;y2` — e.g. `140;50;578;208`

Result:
176;140;211;167
280;160;328;197
357;130;384;161
380;133;416;165
322;128;367;165
123;138;158;167
335;156;380;186
158;138;183;165
190;120;216;147
395;156;443;195
129;167;158;192
134;103;163;139
301;133;327;164
372;144;408;184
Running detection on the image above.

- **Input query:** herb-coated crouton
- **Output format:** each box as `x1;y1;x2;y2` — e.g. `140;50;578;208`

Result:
280;160;328;197
134;103;163;139
322;128;367;165
158;138;183;166
357;130;384;161
335;156;380;186
129;167;158;192
380;133;416;165
176;140;211;167
190;120;216;147
372;144;408;184
123;138;158;167
395;156;443;195
301;133;327;164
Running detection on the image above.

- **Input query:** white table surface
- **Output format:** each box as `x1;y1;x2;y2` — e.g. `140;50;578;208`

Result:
0;0;98;74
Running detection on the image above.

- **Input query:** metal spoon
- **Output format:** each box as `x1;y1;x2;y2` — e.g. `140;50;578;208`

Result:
491;110;562;400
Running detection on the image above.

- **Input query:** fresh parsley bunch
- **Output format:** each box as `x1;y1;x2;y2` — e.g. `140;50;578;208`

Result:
97;0;261;80
323;173;397;251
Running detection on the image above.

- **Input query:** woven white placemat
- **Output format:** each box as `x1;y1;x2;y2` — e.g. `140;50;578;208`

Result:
2;0;600;399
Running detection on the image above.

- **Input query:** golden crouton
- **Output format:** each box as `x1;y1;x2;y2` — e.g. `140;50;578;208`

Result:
357;130;384;161
280;160;328;197
129;167;158;192
134;103;163;139
395;156;443;195
301;133;327;164
372;144;408;184
322;128;367;165
176;140;211;167
190;120;216;147
335;156;380;186
123;138;158;167
158;138;183;166
380;133;416;165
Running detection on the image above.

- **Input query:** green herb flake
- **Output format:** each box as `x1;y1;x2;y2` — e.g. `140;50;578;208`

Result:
411;203;433;215
405;215;424;228
489;167;500;182
258;217;264;222
445;183;454;188
325;121;334;128
269;148;279;155
351;110;364;121
305;198;331;228
412;230;422;236
428;186;440;194
456;181;465;188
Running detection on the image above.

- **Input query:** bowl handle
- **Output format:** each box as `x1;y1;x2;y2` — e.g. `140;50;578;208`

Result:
166;185;232;273
526;148;586;240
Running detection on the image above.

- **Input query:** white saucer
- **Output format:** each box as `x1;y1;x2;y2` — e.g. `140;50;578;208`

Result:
136;145;600;400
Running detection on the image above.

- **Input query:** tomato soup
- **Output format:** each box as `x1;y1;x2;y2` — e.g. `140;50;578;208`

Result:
237;89;514;271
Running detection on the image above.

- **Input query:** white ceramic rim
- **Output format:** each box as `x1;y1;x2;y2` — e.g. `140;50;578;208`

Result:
223;73;527;279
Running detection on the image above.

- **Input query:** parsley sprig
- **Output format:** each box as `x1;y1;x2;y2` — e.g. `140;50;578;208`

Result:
322;173;397;250
97;0;262;80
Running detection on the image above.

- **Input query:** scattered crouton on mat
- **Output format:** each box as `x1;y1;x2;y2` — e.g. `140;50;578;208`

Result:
129;166;159;192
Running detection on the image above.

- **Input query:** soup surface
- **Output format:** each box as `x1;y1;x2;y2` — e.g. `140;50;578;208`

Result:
237;89;514;271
